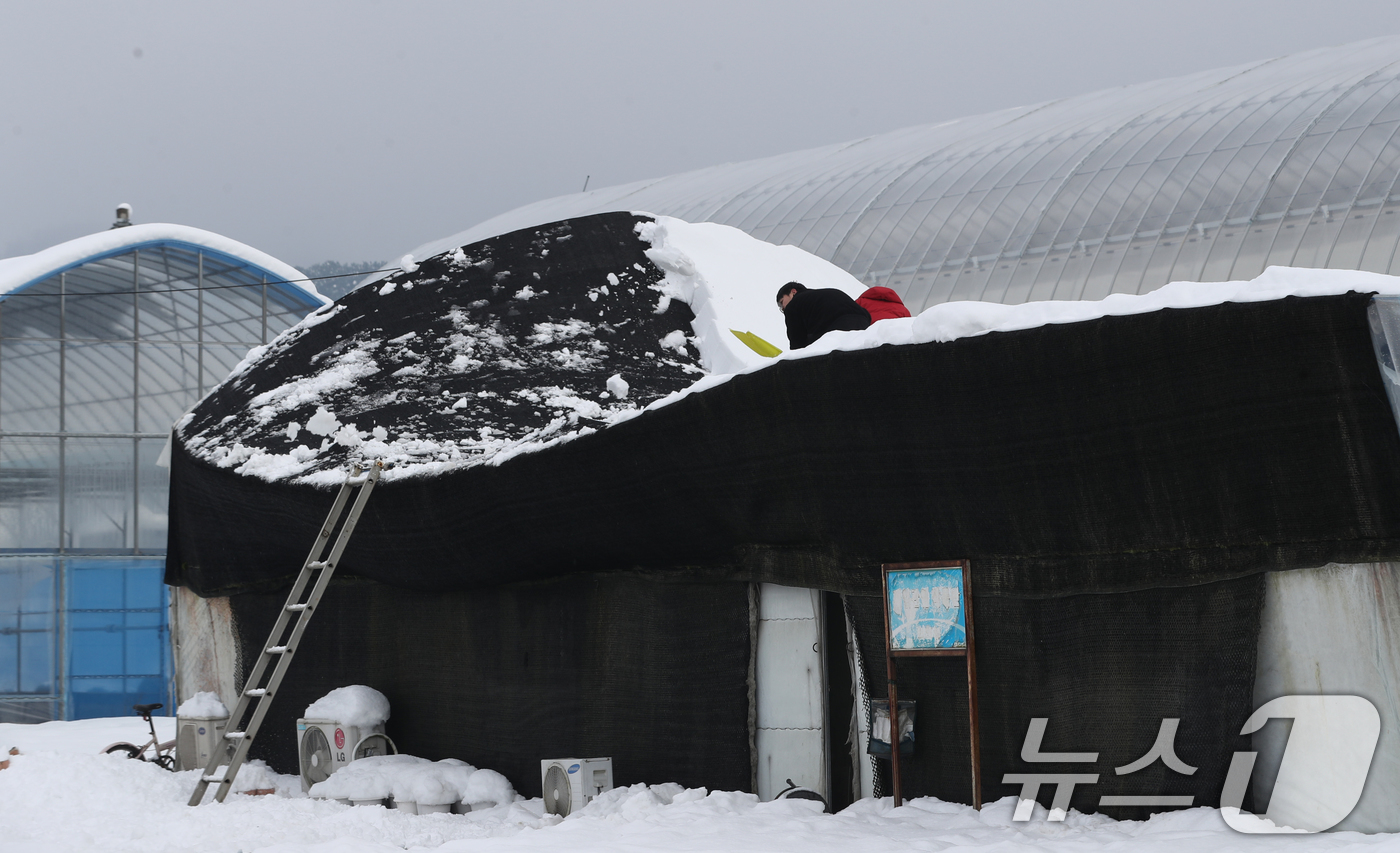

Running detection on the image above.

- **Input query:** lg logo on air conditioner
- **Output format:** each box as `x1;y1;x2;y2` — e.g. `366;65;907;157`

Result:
1004;695;1380;833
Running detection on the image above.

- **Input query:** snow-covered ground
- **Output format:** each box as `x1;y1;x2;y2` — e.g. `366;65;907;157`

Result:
3;718;1400;852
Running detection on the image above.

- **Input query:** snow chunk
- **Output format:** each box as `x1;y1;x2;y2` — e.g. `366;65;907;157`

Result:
333;423;364;448
541;387;604;422
514;285;537;300
176;692;228;718
660;330;689;355
607;374;629;400
303;685;390;728
378;280;397;296
305;407;340;437
398;254;419;273
529;319;595;345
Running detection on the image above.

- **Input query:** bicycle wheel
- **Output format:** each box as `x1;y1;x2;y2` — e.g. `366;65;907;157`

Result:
104;743;143;760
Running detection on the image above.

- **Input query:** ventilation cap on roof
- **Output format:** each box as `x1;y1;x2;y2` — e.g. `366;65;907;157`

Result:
112;203;133;229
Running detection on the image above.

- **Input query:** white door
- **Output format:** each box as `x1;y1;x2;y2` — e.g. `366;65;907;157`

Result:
754;584;827;800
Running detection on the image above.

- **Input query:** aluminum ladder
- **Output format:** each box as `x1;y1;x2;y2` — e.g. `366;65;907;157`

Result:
188;461;384;806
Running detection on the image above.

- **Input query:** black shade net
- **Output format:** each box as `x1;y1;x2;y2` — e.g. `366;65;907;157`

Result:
846;573;1264;819
176;212;703;483
229;573;754;796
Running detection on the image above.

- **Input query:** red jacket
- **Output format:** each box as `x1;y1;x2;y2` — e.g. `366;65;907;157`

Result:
856;287;911;322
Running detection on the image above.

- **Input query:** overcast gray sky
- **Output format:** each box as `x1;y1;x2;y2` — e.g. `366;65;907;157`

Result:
5;0;1400;267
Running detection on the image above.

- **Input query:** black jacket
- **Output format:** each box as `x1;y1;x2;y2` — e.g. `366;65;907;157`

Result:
783;288;872;349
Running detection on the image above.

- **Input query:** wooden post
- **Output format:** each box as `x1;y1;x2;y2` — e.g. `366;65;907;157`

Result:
887;655;902;806
963;566;981;809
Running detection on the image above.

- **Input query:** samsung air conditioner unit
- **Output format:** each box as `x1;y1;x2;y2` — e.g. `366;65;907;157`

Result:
176;712;231;772
297;717;396;792
540;757;613;817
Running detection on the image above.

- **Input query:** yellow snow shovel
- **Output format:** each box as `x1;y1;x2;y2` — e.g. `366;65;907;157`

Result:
730;329;783;358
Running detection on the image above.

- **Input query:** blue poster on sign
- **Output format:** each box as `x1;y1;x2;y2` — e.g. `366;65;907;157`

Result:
886;568;966;650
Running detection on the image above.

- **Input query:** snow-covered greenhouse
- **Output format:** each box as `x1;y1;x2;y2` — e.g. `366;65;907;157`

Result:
0;222;326;723
164;36;1400;833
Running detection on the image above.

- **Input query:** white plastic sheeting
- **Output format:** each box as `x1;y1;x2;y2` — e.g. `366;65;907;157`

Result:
170;589;240;713
1254;562;1400;832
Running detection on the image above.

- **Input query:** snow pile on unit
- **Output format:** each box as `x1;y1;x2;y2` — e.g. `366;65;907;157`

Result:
303;685;391;728
307;754;515;806
176;692;229;718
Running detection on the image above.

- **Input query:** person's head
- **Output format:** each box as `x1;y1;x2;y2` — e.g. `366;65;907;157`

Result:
776;281;806;312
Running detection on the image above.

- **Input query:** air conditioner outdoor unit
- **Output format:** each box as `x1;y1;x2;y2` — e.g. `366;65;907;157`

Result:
297;717;396;792
540;757;613;817
176;712;231;772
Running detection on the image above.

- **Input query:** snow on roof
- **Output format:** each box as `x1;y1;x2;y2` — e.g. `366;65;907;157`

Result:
177;213;706;485
638;217;864;375
0;223;325;303
180;213;1400;486
635;216;1400;405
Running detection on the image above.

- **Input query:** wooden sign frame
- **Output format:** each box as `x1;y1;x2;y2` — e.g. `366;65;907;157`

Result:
880;560;981;808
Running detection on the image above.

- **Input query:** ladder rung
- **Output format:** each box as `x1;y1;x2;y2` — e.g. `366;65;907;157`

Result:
345;474;369;486
225;732;247;740
285;603;309;612
307;561;330;570
265;645;291;654
244;688;268;696
202;775;228;784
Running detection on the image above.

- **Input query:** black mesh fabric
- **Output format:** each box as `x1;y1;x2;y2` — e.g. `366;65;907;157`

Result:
166;213;1400;813
846;573;1264;818
228;573;753;795
170;290;1400;599
176;213;703;485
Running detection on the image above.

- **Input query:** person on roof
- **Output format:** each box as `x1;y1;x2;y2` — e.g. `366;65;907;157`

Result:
776;281;871;349
856;286;911;323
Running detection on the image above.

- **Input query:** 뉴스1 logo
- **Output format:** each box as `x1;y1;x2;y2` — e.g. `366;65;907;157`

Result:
1220;695;1379;833
1002;695;1380;833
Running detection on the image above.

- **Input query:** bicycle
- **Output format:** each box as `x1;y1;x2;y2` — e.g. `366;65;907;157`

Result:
102;703;178;771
